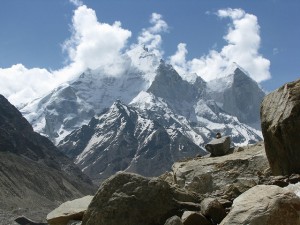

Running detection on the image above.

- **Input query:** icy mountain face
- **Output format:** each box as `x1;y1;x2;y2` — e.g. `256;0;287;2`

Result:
57;62;263;182
21;48;158;144
137;63;262;146
207;65;265;129
58;100;204;183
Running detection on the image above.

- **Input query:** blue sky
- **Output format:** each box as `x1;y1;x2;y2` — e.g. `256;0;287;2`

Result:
0;0;299;105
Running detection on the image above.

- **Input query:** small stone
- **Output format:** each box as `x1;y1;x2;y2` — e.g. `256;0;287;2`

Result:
205;136;231;157
164;216;183;225
289;174;300;184
201;198;226;224
181;211;212;225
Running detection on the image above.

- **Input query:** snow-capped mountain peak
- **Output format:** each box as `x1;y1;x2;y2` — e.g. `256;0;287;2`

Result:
20;51;265;182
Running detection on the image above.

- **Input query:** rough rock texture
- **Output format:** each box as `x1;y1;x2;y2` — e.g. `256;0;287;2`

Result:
172;142;269;199
0;95;96;224
82;172;201;225
200;198;226;224
205;136;231;156
164;216;183;225
261;79;300;175
181;211;212;225
47;195;93;225
220;185;300;225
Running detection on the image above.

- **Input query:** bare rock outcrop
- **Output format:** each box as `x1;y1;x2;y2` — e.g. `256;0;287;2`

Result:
82;172;201;225
261;79;300;175
220;185;300;225
172;142;269;199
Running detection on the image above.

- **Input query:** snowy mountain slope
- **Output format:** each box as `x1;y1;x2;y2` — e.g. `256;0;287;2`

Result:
21;47;159;144
132;63;262;147
58;100;204;182
20;46;265;182
207;63;265;129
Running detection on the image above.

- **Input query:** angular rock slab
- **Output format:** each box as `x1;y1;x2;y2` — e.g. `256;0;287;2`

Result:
261;79;300;175
82;172;200;225
47;195;93;225
220;185;300;225
205;136;231;156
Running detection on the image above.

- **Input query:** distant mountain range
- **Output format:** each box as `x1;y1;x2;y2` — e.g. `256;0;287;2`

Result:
20;46;265;182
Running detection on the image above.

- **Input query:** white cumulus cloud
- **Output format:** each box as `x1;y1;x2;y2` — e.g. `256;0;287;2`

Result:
63;5;132;74
0;4;132;106
169;8;271;83
0;7;270;108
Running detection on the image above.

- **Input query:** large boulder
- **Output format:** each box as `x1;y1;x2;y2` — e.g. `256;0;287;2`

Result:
220;185;300;225
205;136;231;156
47;196;93;225
82;172;200;225
261;79;300;175
172;142;269;198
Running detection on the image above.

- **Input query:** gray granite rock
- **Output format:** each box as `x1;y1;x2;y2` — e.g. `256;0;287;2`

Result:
205;136;231;156
82;172;200;225
221;185;300;225
261;78;300;175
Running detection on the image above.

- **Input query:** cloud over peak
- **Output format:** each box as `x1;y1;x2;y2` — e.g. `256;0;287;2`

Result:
136;13;169;58
0;6;270;107
169;8;271;83
63;5;132;73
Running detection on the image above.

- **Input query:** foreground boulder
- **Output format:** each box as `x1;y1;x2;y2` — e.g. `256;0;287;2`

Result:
261;79;300;175
220;185;300;225
82;172;200;225
205;136;231;156
47;195;93;225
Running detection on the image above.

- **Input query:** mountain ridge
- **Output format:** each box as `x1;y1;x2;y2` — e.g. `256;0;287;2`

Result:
19;47;265;182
